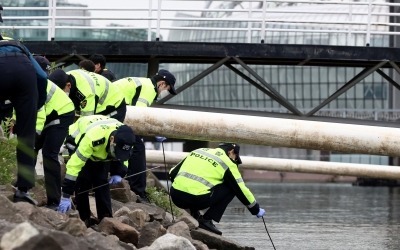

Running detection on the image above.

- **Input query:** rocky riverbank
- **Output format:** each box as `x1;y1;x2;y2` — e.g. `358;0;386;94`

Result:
0;181;255;250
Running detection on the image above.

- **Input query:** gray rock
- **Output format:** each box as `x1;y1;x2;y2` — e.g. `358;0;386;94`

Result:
57;218;87;237
141;233;196;250
137;220;166;248
98;217;140;246
110;180;134;203
167;221;191;240
0;221;39;250
191;229;255;250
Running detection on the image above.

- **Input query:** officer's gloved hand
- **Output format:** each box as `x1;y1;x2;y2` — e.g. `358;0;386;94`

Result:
58;197;72;213
109;175;122;184
155;136;167;142
256;208;265;218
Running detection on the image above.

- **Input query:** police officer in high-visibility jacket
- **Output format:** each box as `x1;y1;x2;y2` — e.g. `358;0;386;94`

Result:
49;68;126;122
0;6;48;205
34;56;75;209
169;143;266;235
114;69;177;203
57;115;135;226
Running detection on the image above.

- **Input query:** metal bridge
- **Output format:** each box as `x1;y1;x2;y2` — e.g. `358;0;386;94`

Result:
22;40;400;128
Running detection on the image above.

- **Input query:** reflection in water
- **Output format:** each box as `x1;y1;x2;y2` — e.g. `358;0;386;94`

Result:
218;183;400;250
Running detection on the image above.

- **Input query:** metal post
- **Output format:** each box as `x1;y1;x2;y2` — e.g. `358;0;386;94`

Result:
48;0;56;41
156;0;162;41
261;0;267;43
366;0;372;46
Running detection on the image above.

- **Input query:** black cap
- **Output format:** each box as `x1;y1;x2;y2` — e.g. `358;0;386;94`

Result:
156;69;176;95
219;143;242;164
113;125;135;162
49;69;69;88
34;56;50;73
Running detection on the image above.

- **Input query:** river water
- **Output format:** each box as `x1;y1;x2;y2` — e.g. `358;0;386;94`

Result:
217;182;400;250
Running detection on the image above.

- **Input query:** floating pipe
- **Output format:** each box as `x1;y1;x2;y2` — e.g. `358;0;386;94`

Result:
124;106;400;157
146;150;400;180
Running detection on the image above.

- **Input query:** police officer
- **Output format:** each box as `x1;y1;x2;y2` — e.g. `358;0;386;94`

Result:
89;54;116;82
34;56;75;209
0;5;48;204
169;143;266;235
57;115;135;226
49;68;126;122
78;59;95;72
114;69;177;203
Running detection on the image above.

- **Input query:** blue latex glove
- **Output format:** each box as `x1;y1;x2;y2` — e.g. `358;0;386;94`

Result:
109;175;122;184
58;197;71;213
155;136;167;142
256;208;265;218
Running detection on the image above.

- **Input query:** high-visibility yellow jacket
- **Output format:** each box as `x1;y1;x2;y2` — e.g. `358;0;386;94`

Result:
113;77;157;107
169;147;260;215
36;80;75;134
68;69;124;116
64;115;127;183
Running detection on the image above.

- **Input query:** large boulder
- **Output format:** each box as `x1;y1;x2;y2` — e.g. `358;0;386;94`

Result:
140;233;196;250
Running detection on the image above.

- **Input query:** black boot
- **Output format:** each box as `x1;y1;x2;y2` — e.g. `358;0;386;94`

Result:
198;215;222;235
13;190;38;206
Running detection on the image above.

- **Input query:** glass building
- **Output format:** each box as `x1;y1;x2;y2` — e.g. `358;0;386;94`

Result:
165;1;393;165
1;0;151;77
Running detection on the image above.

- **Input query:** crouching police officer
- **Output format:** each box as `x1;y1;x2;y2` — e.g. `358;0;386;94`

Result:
57;115;135;226
169;143;266;235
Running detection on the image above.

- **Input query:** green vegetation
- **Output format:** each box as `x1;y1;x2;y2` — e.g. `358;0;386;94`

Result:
0;137;17;185
1;117;14;138
147;186;182;216
0;118;17;185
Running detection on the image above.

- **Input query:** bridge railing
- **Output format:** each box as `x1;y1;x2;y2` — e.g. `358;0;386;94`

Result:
1;0;400;46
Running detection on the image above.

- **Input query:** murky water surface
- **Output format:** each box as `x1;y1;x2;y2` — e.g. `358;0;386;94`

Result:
218;183;400;250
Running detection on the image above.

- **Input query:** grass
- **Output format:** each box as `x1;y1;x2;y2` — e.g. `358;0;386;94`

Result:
146;186;182;217
0;137;17;185
0;117;16;185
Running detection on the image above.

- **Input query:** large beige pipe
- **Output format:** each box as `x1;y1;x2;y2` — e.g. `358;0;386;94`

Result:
125;106;400;157
146;150;400;180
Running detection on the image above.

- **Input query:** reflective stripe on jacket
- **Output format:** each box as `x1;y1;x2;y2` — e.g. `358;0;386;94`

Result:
68;69;124;115
114;77;157;107
171;148;257;206
36;80;75;134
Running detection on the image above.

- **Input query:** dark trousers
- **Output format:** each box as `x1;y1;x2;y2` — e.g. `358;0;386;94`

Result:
0;54;38;190
170;183;235;222
35;112;75;205
74;160;112;223
127;136;147;197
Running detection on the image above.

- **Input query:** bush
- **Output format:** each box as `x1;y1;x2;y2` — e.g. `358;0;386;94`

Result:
0;138;17;185
147;186;182;217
